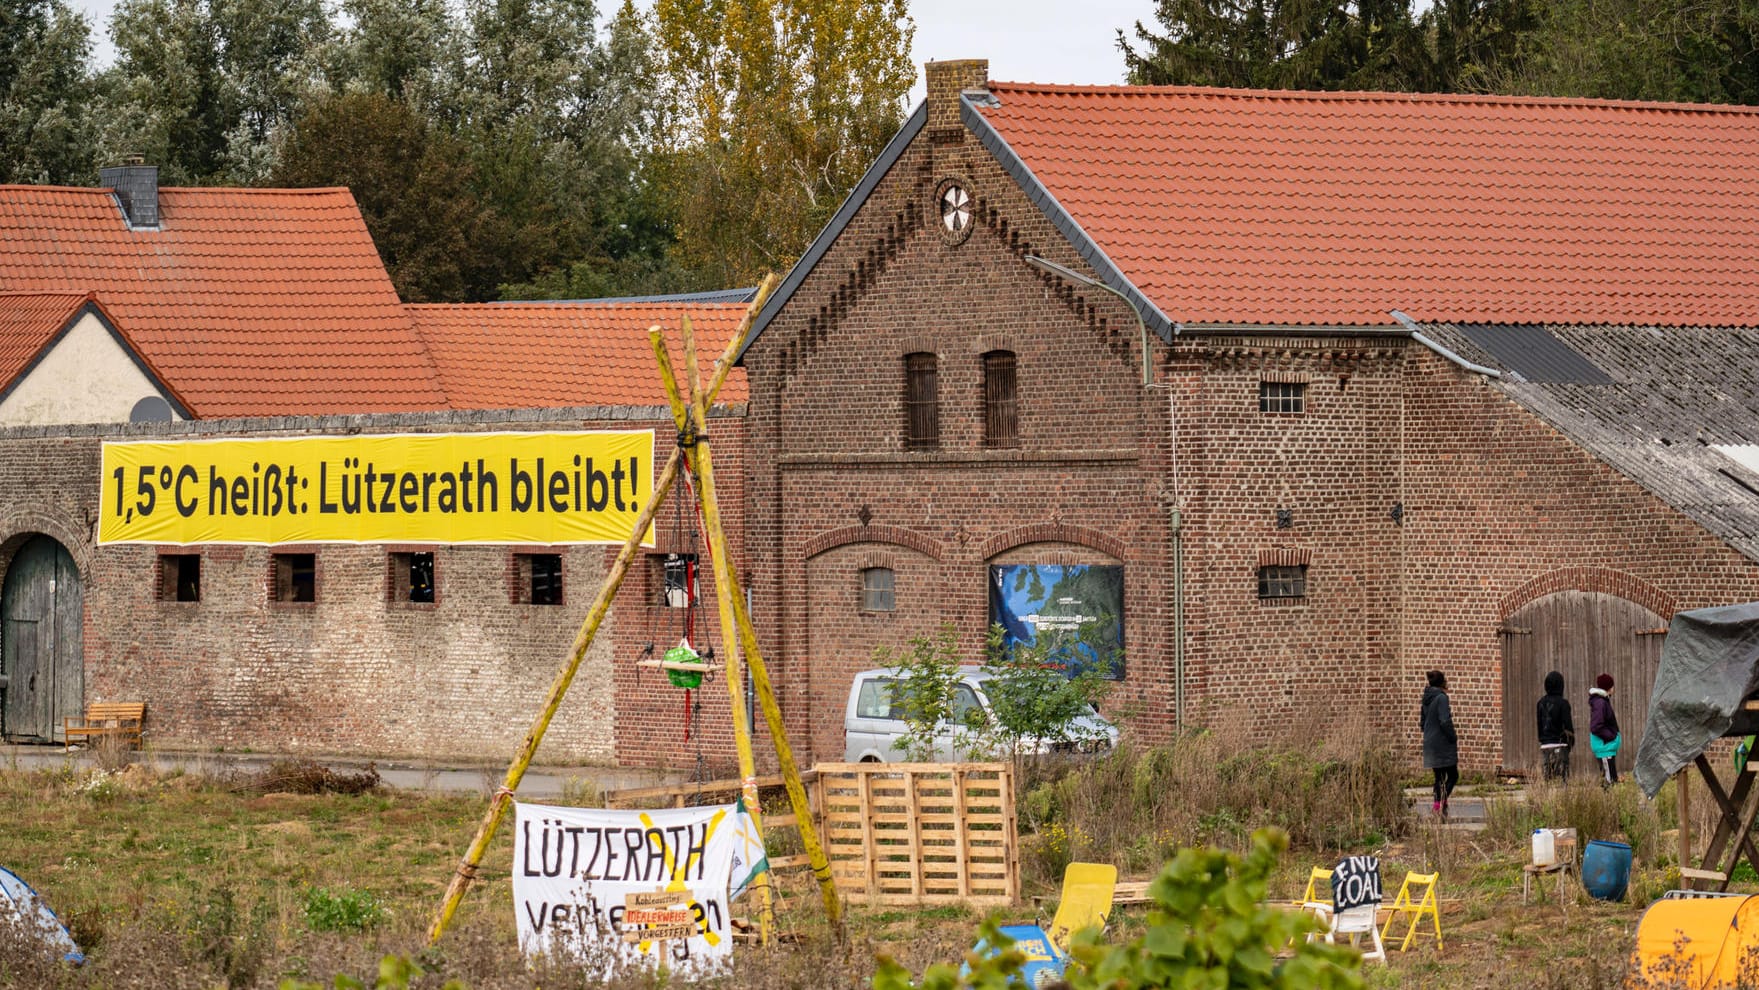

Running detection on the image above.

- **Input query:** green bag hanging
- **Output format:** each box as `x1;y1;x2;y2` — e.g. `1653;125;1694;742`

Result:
665;643;704;689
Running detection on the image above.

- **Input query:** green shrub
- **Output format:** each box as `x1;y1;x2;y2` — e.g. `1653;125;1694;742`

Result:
303;886;387;933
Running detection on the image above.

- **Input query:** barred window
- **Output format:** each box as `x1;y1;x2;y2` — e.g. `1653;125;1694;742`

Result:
861;567;895;612
1259;381;1306;414
982;350;1018;447
1257;564;1308;601
904;353;939;450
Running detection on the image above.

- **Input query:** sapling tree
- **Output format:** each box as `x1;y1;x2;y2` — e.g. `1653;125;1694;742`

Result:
873;623;993;762
980;622;1115;766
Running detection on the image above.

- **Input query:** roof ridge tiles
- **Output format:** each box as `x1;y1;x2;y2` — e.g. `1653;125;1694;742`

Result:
983;80;1759;116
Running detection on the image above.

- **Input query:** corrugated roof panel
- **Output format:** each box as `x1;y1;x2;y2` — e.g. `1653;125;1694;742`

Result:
1456;324;1614;383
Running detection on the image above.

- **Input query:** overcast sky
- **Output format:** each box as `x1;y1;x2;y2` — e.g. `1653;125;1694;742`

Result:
70;0;1151;97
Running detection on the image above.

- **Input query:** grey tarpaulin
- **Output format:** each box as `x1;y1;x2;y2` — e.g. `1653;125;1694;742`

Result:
1634;602;1759;798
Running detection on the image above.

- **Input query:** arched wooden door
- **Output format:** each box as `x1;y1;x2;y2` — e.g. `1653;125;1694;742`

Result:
2;535;83;742
1500;591;1666;779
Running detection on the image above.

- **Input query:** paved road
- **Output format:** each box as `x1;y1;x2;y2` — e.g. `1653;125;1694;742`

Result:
0;744;683;799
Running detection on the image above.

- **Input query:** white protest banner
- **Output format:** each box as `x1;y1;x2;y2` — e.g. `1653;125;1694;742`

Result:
512;800;762;973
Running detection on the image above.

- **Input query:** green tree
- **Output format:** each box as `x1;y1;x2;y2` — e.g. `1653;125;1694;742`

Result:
874;829;1364;990
652;0;914;286
98;0;328;183
0;0;97;184
332;0;456;103
1120;0;1428;90
97;0;230;182
1489;0;1759;105
271;91;484;302
981;623;1114;766
873;624;989;763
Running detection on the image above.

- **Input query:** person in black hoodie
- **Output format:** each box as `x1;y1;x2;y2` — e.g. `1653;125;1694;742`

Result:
1421;670;1459;816
1536;670;1575;782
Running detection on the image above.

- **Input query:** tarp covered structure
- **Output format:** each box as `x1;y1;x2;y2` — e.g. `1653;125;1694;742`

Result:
1633;603;1759;798
1635;895;1759;986
0;865;82;964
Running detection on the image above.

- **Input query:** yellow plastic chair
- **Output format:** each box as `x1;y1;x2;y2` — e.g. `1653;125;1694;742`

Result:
1300;867;1336;932
1046;862;1117;951
1379;871;1443;952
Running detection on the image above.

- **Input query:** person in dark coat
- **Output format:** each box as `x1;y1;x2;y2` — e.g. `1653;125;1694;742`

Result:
1536;670;1575;782
1589;673;1621;786
1421;670;1459;816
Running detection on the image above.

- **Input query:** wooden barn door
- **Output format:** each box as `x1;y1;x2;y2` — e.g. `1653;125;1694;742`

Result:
1500;591;1665;779
2;536;83;742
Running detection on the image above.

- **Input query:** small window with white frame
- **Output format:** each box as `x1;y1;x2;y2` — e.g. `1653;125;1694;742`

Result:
1257;564;1308;601
860;566;895;612
1259;380;1306;414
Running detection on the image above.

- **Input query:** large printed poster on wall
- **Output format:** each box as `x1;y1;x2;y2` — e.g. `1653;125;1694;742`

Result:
98;431;655;545
511;800;765;974
988;564;1124;678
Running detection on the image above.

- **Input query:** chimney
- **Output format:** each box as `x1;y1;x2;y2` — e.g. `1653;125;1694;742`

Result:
100;155;159;229
925;58;989;130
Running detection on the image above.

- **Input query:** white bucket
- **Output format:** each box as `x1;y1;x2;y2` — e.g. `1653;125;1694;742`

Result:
1532;828;1557;867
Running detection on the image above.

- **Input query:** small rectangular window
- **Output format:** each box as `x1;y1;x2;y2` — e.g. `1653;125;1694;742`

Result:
1259;381;1306;414
515;553;564;605
904;353;939;450
861;567;895;612
159;554;200;603
389;551;436;604
983;350;1018;448
272;553;316;603
1257;564;1308;601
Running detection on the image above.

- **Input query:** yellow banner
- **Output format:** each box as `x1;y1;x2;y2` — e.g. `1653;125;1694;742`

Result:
98;431;656;546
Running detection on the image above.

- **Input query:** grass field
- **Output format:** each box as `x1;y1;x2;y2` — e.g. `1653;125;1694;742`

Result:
0;751;1719;988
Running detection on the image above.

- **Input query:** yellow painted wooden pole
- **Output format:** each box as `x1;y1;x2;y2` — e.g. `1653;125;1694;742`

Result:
653;319;844;932
425;277;775;947
648;325;772;944
426;444;685;945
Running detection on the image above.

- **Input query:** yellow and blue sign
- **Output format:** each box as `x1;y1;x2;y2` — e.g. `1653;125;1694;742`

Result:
98;431;656;546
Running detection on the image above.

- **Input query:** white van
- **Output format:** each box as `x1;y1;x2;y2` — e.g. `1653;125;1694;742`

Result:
842;665;1118;763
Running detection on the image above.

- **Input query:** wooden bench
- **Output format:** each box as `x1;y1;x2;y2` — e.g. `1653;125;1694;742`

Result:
64;702;145;748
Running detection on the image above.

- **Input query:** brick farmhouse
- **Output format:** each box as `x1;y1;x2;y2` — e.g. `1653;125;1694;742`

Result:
0;173;753;767
737;61;1759;775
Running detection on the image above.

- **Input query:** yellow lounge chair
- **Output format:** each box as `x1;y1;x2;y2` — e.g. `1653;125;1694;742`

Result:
1046;862;1117;951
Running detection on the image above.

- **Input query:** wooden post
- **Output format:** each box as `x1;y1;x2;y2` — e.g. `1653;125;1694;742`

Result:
650;318;843;932
1679;768;1693;889
426;444;688;945
648;320;772;943
425;278;774;947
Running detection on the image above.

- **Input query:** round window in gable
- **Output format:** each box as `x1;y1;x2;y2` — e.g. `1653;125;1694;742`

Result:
936;178;974;245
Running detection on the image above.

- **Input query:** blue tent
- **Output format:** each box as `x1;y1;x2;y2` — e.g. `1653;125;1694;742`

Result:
0;865;84;964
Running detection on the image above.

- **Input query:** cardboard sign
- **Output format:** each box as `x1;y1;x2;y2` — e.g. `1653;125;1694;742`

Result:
1331;855;1383;912
511;800;764;974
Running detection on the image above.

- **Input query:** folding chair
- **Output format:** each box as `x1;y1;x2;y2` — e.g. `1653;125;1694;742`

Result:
1045;862;1117;951
1380;871;1443;952
1325;902;1386;964
1300;867;1335;931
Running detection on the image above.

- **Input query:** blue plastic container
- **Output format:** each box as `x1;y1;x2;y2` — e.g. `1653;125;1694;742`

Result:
1582;839;1632;901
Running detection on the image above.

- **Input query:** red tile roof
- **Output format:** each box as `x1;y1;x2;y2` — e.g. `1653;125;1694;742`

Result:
407;302;750;410
976;84;1759;327
0;185;448;417
0;291;91;393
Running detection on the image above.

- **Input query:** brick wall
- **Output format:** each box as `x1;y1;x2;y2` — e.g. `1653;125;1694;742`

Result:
0;405;747;765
